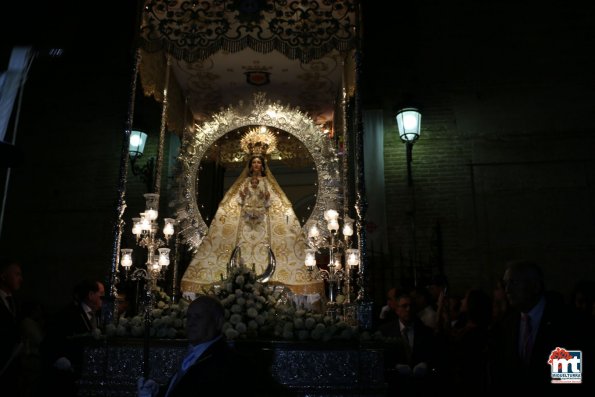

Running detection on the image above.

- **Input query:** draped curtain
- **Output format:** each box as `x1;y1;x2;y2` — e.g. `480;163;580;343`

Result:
363;109;388;255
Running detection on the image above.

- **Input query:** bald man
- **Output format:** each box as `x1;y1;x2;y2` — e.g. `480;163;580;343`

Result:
139;295;291;397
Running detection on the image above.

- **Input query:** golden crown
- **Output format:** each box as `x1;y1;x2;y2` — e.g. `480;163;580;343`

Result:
240;127;277;156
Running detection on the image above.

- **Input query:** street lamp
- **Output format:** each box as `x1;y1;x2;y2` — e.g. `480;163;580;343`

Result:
128;130;154;192
395;108;422;186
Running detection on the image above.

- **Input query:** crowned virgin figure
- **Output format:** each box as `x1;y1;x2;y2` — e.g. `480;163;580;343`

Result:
180;128;324;297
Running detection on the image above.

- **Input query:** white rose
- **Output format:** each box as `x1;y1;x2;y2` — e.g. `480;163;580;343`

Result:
105;324;117;337
304;317;316;329
131;326;144;337
235;322;247;334
225;328;240;339
166;328;178;339
116;325;127;336
311;328;324;340
246;307;258;318
229;313;243;325
293;318;305;329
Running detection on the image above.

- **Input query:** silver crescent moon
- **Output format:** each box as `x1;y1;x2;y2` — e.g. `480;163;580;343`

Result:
227;244;276;283
257;247;276;283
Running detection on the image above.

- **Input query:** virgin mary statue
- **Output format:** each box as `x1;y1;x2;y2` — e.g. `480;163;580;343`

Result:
180;128;324;297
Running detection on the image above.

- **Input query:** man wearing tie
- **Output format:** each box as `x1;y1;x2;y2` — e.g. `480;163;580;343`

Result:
489;260;592;393
0;258;24;396
379;290;438;395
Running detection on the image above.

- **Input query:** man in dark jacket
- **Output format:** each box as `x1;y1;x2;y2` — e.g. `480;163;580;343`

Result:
489;260;593;393
138;294;291;397
0;258;24;397
379;290;439;395
42;279;105;396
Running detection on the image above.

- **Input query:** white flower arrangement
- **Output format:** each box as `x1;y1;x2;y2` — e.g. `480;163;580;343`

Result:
108;266;384;342
106;287;189;339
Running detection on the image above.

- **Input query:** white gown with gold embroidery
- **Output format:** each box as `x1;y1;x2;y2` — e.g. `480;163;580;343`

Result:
181;167;323;296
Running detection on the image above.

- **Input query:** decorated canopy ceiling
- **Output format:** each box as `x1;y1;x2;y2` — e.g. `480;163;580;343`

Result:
136;0;358;128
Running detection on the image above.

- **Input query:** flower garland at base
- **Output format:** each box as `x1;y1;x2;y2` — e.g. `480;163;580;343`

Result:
106;265;385;342
105;288;189;339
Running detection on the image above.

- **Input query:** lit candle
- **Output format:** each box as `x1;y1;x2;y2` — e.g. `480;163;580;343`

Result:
327;219;339;232
342;223;353;237
132;223;142;237
304;249;316;267
120;249;133;268
146;208;158;221
163;219;175;237
324;209;339;222
346;249;359;267
158;248;170;267
140;213;151;231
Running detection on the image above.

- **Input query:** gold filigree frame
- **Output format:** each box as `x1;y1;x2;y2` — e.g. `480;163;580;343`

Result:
175;92;341;251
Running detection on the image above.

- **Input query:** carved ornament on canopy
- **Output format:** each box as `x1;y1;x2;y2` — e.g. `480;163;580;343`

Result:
138;0;357;63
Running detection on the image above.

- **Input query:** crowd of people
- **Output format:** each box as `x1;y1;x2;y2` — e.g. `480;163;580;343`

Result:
0;257;107;397
377;260;594;395
2;256;594;396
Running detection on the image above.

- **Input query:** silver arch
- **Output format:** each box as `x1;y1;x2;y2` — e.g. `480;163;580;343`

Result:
174;92;341;251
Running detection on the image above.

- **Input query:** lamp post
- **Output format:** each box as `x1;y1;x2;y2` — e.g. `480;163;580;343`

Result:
395;108;422;186
396;107;422;286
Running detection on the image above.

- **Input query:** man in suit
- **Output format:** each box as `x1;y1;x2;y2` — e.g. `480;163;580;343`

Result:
138;294;290;397
379;290;439;395
489;260;592;393
42;278;105;396
0;258;24;397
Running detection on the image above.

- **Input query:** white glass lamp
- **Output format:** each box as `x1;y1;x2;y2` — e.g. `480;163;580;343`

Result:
307;224;320;239
158;248;170;268
144;193;159;221
327;219;339;233
129;130;147;158
304;248;317;268
139;213;151;232
120;248;133;269
395;108;421;143
131;217;142;238
163;218;175;240
324;209;339;222
346;248;360;267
